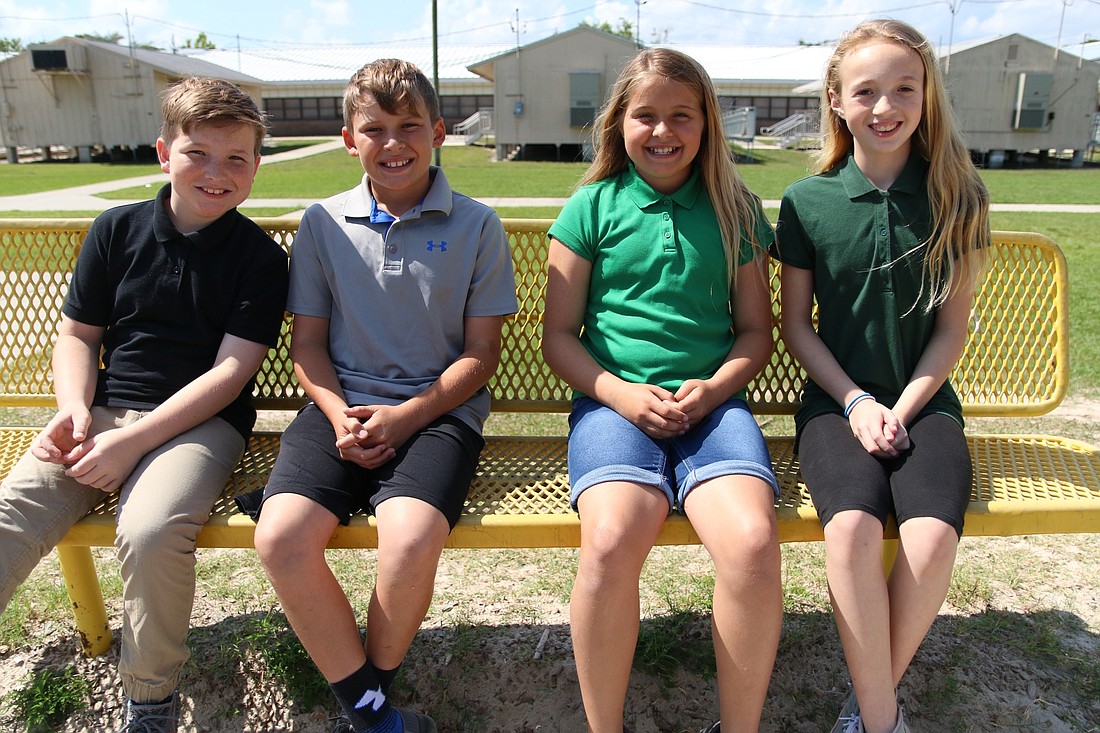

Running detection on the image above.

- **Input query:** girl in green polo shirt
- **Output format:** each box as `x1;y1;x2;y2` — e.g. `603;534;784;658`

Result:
544;48;780;733
775;19;989;733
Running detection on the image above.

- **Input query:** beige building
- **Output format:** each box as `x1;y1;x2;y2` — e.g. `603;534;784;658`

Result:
0;37;262;163
944;35;1100;166
469;26;640;161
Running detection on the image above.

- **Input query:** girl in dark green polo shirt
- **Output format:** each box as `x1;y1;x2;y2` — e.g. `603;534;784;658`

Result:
775;19;989;733
544;48;779;733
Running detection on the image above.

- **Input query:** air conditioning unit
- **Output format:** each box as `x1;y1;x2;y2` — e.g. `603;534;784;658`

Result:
1013;72;1051;130
29;44;89;74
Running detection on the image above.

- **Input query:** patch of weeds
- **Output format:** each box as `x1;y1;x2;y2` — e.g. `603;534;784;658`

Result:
635;610;714;682
946;566;994;612
956;610;1100;707
234;611;330;711
919;645;967;719
1;666;89;732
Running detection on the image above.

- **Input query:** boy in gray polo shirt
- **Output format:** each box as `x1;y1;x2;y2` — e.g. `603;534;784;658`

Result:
246;59;517;733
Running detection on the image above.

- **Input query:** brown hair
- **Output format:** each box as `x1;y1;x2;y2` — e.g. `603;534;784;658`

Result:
159;77;268;155
583;47;766;286
818;19;989;308
343;59;440;130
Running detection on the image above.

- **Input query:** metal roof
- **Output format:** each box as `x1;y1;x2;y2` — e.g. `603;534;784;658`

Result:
71;37;263;85
191;45;511;84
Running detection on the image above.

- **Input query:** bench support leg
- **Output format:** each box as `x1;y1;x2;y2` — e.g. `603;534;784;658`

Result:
882;538;898;575
57;545;112;656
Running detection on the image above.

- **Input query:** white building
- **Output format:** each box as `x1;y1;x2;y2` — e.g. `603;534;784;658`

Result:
0;37;262;162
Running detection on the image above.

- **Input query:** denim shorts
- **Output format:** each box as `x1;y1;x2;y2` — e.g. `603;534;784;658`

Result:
567;396;779;513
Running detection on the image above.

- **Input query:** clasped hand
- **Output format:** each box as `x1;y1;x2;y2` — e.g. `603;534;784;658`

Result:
847;399;911;457
31;407;143;493
610;379;719;439
333;405;411;469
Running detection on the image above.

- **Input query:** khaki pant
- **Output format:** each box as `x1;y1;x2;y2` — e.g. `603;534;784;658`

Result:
0;407;244;702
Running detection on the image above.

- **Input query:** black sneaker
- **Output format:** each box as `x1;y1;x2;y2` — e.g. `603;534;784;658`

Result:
118;692;178;733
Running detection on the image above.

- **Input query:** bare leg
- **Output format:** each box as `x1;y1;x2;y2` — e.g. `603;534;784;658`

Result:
571;482;668;733
824;510;898;733
888;517;959;681
254;493;364;681
685;476;781;733
367;496;450;670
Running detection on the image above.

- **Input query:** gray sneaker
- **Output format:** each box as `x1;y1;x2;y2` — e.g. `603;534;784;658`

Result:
118;692;178;733
396;707;438;733
829;690;862;733
329;713;354;733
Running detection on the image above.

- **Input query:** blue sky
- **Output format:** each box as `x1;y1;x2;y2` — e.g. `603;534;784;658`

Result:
3;0;1099;57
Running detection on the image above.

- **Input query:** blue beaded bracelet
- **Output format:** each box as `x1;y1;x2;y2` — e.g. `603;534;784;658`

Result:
843;392;875;418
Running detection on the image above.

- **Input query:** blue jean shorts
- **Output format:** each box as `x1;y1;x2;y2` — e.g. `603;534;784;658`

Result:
567;396;779;513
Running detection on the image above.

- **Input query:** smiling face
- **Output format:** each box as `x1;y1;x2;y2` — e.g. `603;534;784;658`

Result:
621;74;704;194
829;39;925;186
156;121;260;233
341;94;446;217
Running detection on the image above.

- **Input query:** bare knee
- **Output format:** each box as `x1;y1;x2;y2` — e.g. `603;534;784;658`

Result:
824;510;884;564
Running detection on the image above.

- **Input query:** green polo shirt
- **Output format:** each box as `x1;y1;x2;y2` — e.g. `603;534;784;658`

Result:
549;164;773;398
774;153;963;436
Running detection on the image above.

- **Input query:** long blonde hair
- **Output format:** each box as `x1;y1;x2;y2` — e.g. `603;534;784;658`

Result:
818;19;989;308
583;48;766;286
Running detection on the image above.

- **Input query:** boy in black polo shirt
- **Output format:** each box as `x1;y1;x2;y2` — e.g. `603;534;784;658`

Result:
0;77;288;732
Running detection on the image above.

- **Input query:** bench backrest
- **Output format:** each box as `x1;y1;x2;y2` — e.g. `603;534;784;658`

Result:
0;218;1067;417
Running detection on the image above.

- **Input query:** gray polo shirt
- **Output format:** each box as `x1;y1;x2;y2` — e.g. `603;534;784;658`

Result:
288;167;518;433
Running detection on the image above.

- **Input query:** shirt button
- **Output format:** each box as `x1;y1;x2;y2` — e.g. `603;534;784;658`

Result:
880;228;888;236
388;244;398;253
664;231;672;239
663;213;670;221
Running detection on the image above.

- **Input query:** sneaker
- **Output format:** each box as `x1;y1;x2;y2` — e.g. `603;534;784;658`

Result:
118;692;178;733
329;713;355;733
889;704;912;733
396;707;438;733
829;690;862;733
331;709;437;733
699;723;720;733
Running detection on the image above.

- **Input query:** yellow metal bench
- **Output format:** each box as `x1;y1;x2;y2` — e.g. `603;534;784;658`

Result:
1;219;1098;657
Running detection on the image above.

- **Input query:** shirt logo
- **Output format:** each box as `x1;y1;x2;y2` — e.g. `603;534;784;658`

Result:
426;240;447;252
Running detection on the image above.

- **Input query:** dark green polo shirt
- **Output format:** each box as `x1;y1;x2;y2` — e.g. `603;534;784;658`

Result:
549;164;773;398
774;153;963;436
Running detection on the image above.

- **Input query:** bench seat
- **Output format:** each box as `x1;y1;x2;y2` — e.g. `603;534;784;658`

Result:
1;219;1097;657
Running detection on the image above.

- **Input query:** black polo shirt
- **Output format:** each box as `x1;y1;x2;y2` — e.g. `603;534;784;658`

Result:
62;184;289;438
774;153;964;436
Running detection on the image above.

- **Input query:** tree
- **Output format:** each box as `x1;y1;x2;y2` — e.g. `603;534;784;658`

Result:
75;31;161;50
0;37;23;53
182;32;215;50
76;31;124;44
580;19;636;43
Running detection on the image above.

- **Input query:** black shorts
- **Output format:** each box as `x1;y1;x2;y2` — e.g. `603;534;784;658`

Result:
259;403;484;530
797;412;971;537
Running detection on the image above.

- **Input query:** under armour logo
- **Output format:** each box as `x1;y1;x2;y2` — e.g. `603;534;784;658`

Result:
354;686;386;712
426;240;447;252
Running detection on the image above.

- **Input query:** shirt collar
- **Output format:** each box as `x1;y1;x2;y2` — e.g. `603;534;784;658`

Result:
838;151;928;200
152;183;238;246
622;162;702;210
343;166;454;221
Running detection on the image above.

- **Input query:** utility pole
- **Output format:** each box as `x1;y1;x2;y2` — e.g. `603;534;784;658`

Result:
433;0;441;166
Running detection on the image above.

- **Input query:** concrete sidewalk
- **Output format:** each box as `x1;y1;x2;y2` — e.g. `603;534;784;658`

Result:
3;138;1099;214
